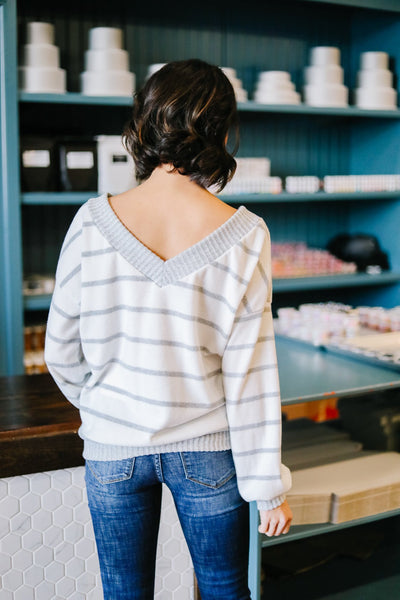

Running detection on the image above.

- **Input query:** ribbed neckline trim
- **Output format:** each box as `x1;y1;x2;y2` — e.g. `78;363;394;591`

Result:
88;193;259;286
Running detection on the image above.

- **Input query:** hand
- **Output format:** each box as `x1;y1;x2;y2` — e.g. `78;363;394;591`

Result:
258;499;293;537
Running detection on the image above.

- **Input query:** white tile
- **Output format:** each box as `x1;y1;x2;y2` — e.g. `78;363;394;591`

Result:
0;588;12;600
29;473;51;495
164;570;181;592
7;476;29;499
12;548;33;571
44;560;65;583
63;486;83;507
10;512;31;536
2;532;22;555
0;496;20;519
31;509;52;532
20;493;41;515
54;540;74;563
33;545;54;568
66;556;85;579
64;521;84;544
0;554;12;576
36;580;56;600
21;528;42;552
15;586;35;600
24;564;44;587
51;470;72;490
76;570;97;594
75;537;94;559
0;480;8;500
53;505;73;528
42;525;63;548
0;515;10;537
55;575;75;598
163;538;181;558
42;488;62;511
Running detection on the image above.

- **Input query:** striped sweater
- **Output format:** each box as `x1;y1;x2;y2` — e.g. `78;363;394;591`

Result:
44;193;291;510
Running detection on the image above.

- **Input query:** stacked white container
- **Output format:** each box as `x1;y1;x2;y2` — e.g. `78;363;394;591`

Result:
354;52;397;110
19;22;66;93
96;135;136;195
81;27;135;96
220;67;248;102
303;46;348;107
253;71;300;105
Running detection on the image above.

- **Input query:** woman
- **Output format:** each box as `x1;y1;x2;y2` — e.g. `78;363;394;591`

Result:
45;58;292;600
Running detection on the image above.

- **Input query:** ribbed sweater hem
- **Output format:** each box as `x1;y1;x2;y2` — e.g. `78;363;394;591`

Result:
82;430;232;460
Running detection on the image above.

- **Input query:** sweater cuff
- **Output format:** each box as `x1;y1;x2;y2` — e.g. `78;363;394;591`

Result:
256;494;286;511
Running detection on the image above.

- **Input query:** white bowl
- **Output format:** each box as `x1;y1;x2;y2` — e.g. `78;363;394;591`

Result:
26;22;54;46
309;46;341;66
357;68;393;89
22;44;60;69
19;66;66;93
360;51;389;71
81;70;135;96
84;49;130;72
304;84;348;107
88;27;123;50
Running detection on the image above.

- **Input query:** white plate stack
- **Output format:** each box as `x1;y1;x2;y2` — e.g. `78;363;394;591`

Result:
354;52;397;110
81;27;135;96
303;46;348;107
220;67;248;103
253;71;300;105
19;22;66;94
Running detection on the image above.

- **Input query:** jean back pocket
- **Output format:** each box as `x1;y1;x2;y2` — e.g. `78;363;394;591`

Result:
180;450;236;489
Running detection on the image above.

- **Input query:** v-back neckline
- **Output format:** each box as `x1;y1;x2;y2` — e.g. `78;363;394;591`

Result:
88;193;259;287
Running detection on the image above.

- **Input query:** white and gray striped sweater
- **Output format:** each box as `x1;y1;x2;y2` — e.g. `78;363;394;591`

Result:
45;193;291;510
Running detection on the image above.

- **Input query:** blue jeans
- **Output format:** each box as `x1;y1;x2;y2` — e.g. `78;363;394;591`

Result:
85;450;251;600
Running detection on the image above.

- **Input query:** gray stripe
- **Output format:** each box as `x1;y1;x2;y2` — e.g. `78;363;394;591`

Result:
80;405;158;433
83;220;95;227
174;281;237;313
88;358;221;380
233;447;280;457
223;364;277;377
46;358;85;369
60;264;81;288
81;331;212;353
82;275;149;287
94;382;225;410
225;391;280;405
234;306;270;324
225;335;274;351
230;419;281;432
52;302;79;320
212;262;249;286
238;241;259;257
61;229;82;256
80;306;229;339
46;330;81;344
237;474;282;481
82;247;115;257
257;262;269;286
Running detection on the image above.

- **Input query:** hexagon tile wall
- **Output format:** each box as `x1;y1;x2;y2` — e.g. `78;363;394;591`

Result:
0;466;195;599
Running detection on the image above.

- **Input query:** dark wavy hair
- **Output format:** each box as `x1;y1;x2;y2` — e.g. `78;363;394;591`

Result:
122;59;239;192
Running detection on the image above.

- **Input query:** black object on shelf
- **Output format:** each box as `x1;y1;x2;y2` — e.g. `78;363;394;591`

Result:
327;232;390;272
20;136;59;192
58;137;98;192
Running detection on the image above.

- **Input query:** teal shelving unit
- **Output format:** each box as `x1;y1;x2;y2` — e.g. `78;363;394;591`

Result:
2;0;400;597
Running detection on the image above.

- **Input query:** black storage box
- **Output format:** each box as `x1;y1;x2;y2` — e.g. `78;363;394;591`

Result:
58;138;98;192
20;136;59;192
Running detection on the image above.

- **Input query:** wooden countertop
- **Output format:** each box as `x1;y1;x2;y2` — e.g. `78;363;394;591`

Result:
0;374;83;478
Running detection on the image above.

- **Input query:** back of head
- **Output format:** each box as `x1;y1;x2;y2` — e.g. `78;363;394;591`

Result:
123;59;239;191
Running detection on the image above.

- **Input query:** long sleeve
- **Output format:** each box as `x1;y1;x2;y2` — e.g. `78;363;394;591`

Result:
44;208;90;407
222;227;292;510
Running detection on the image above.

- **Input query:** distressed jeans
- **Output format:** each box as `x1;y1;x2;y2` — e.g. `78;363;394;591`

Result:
85;450;251;600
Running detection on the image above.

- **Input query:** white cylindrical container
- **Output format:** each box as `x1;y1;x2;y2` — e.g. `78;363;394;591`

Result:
360;51;389;70
304;84;348;107
147;63;167;78
355;86;397;109
84;48;129;72
81;70;135;96
88;27;123;50
357;68;393;88
26;22;54;46
309;46;340;66
255;80;295;93
254;90;300;105
19;66;66;93
304;64;344;85
22;43;60;68
258;70;291;83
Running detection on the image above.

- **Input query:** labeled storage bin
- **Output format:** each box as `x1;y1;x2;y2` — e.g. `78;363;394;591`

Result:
58;137;98;192
20;136;59;191
96;135;136;194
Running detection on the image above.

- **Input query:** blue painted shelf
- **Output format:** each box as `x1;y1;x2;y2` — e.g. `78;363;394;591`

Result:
19;93;400;118
273;272;400;292
21;190;400;205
